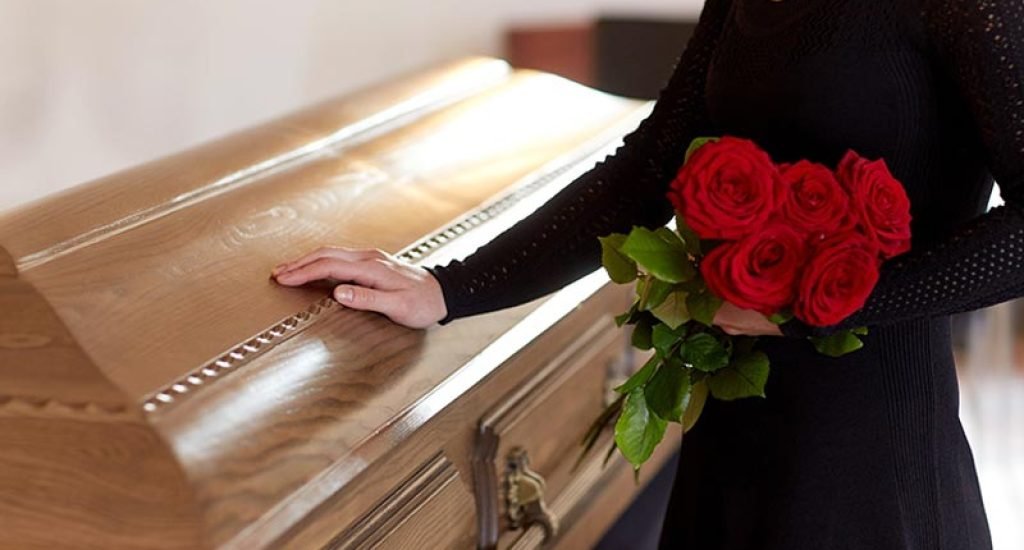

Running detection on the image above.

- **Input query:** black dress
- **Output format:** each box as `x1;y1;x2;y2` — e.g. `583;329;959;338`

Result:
426;0;1024;547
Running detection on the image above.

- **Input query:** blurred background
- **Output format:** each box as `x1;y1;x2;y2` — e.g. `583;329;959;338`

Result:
1;1;1020;548
0;0;702;208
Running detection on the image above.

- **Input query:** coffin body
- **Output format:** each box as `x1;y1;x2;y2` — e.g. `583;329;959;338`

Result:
0;58;679;549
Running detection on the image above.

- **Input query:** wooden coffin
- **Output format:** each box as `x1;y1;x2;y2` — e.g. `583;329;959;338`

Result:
0;57;680;549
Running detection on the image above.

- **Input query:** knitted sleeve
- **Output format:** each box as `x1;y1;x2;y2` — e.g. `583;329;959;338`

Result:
425;0;732;324
781;0;1024;338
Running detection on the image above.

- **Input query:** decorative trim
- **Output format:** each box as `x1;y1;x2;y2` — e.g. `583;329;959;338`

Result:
397;145;594;264
141;104;652;415
225;268;615;549
472;321;616;550
325;452;459;550
0;394;131;419
397;102;652;265
142;297;338;412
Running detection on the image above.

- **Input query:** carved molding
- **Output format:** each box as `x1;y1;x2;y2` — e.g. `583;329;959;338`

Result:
0;394;130;419
472;320;614;549
141;297;338;412
140;106;650;416
325;452;459;550
473;428;503;549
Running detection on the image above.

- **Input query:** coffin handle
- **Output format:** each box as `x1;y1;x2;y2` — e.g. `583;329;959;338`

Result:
504;447;559;542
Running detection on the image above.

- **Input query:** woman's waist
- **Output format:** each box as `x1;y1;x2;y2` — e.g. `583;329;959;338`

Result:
748;315;959;414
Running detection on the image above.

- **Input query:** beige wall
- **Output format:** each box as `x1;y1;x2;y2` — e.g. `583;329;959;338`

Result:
0;0;703;210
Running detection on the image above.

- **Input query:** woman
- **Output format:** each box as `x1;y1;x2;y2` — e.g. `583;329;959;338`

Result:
273;0;1022;547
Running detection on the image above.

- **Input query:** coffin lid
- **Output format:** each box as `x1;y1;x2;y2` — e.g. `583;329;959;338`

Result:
0;57;649;548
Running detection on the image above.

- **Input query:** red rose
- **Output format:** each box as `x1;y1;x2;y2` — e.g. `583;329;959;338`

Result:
700;223;807;316
668;137;781;241
794;232;881;327
836;150;912;258
777;160;853;239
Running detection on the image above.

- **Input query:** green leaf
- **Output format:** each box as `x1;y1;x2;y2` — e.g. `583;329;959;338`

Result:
686;288;724;327
650;290;691;329
681;380;708;432
640;278;674;311
599;234;637;284
674;214;702;256
810;330;865;357
654;226;689;254
620;227;695;283
631;317;653;350
684;136;718;163
614;354;659;394
707;351;770;400
644;359;692;422
768;311;794;324
614;301;639;327
651;323;684;357
677;277;706;293
852;326;869;336
681;332;730;373
615;386;669;469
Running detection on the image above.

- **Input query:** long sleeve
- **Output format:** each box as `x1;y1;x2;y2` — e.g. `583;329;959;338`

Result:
425;0;733;325
782;0;1024;338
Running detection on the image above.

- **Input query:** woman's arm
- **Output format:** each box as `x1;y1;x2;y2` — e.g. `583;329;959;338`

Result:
781;0;1024;338
426;0;733;324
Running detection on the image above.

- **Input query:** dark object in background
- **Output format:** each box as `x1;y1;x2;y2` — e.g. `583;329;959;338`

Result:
504;22;595;89
594;17;697;99
505;16;698;100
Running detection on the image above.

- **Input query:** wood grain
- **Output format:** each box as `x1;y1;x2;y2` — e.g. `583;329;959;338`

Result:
259;281;632;550
15;70;640;402
0;58;660;549
0;246;203;549
326;452;475;550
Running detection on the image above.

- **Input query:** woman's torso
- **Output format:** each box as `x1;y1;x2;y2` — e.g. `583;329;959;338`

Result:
660;1;995;548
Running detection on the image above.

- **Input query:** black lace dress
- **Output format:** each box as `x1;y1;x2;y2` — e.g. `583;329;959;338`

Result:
426;1;1023;547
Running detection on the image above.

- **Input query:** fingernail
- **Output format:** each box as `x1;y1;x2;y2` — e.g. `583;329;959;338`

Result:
336;287;353;302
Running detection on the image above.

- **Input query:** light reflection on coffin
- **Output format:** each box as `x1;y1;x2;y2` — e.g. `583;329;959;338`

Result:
0;57;680;549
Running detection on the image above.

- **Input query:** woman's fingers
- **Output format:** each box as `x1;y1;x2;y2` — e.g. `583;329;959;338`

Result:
272;246;385;276
274;257;394;288
333;285;400;315
712;302;782;337
333;284;443;329
271;245;449;329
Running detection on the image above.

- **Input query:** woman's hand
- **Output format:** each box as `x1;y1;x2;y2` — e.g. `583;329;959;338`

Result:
271;246;448;329
713;301;783;336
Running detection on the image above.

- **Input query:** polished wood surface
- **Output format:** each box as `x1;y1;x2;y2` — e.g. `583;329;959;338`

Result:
0;247;201;549
0;57;669;549
3;56;637;401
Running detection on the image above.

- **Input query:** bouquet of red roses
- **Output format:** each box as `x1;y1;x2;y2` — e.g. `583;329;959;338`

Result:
581;136;912;471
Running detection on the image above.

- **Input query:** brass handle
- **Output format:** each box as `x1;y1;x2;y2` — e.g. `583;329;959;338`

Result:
505;448;559;542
